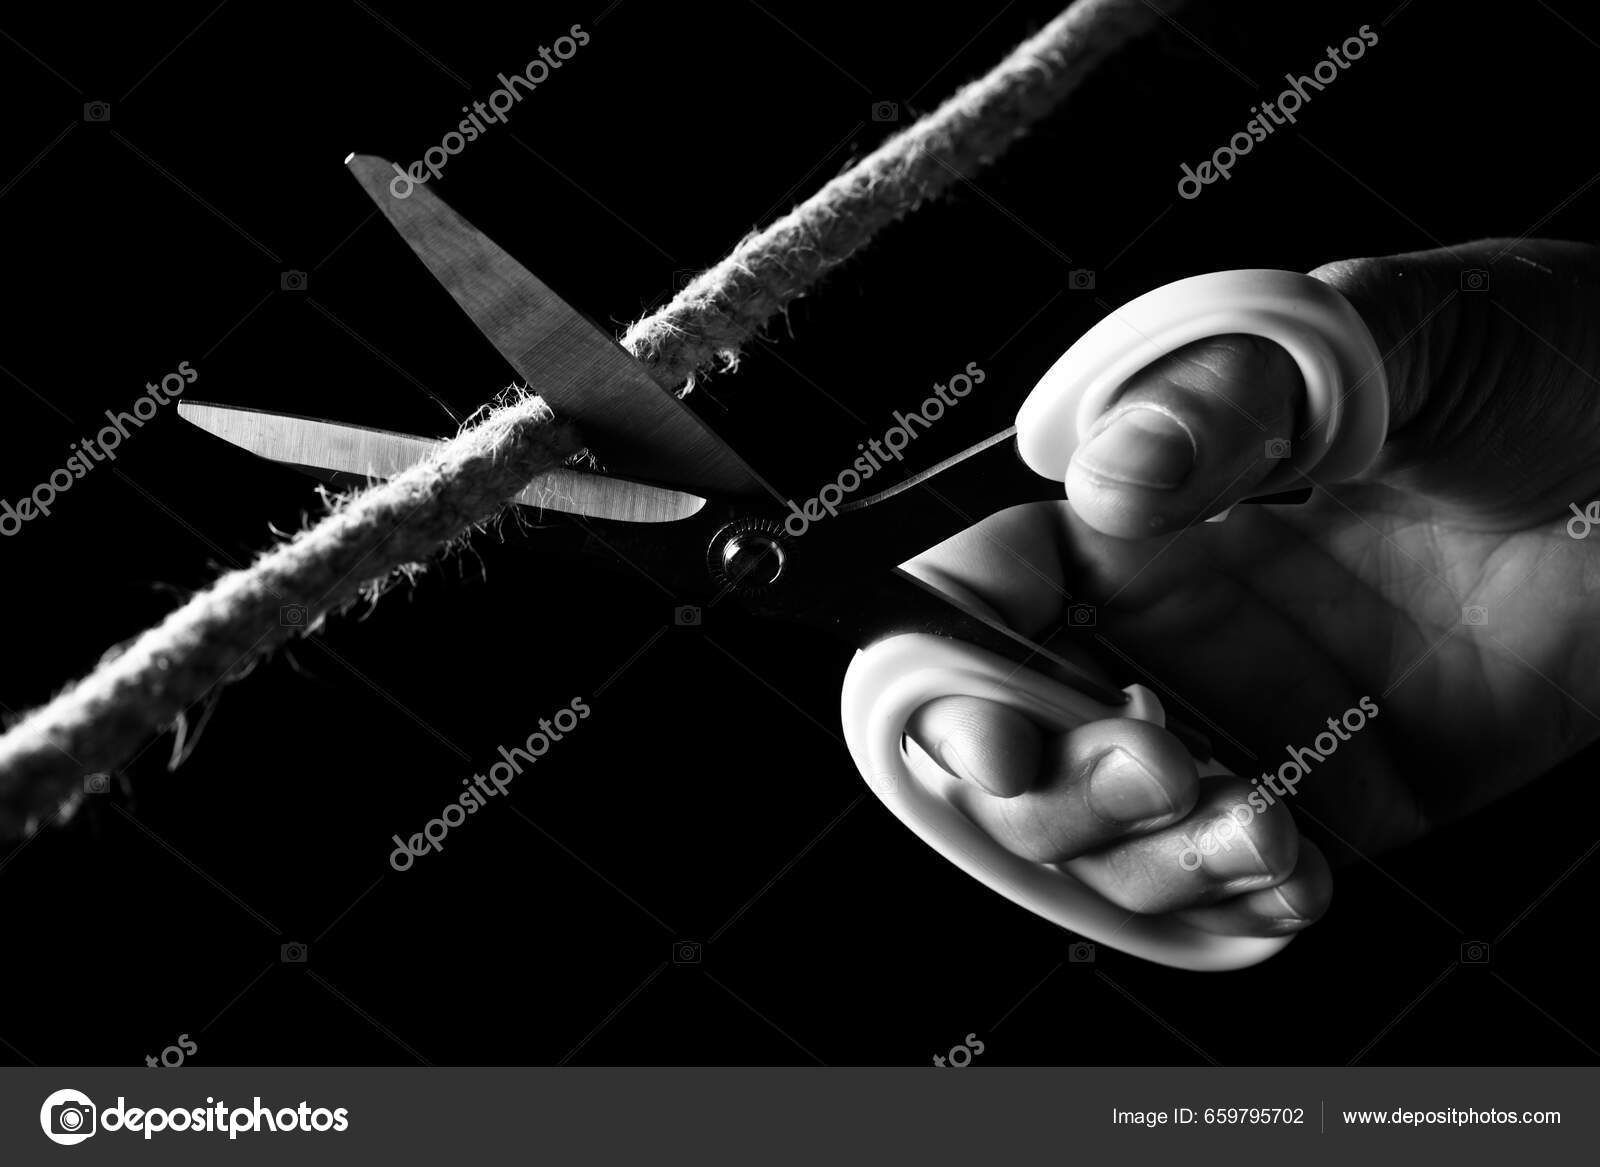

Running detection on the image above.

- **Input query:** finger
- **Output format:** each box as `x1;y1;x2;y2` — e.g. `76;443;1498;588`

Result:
1064;334;1301;538
907;714;1199;861
1176;838;1333;936
1066;776;1300;914
906;696;1041;797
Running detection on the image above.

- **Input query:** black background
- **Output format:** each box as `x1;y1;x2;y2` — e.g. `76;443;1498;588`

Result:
2;0;1598;1067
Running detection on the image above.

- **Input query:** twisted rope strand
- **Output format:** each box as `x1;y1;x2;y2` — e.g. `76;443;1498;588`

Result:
622;0;1184;386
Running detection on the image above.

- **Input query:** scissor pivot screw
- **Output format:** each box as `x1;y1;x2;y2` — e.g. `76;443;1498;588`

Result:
710;520;788;592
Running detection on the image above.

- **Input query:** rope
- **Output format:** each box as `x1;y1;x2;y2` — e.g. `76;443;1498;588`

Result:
623;0;1186;386
0;0;1186;838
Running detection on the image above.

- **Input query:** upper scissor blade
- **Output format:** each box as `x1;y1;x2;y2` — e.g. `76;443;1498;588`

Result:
345;153;771;500
178;401;705;524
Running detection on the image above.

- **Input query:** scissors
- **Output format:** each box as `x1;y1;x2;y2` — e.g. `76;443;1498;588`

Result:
180;154;1387;971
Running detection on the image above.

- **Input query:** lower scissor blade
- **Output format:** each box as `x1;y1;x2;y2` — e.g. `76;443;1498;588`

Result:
178;401;705;524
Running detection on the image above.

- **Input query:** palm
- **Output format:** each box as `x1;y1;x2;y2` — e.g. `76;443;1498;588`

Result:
1080;489;1599;856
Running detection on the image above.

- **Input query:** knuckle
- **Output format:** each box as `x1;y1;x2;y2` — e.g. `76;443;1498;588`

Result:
1152;333;1286;394
1093;846;1171;912
998;799;1070;863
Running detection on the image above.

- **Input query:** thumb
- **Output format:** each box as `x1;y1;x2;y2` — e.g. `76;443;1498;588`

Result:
1063;332;1301;538
1065;240;1600;537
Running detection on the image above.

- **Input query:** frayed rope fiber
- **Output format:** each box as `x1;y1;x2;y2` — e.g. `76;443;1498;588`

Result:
0;399;583;836
0;0;1185;837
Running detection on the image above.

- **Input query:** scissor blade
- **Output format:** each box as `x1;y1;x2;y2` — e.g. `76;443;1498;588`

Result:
178;401;706;524
345;153;770;500
826;426;1315;574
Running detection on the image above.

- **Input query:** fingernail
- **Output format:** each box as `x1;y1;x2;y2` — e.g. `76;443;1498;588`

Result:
1263;884;1310;925
1087;748;1175;823
1074;406;1196;490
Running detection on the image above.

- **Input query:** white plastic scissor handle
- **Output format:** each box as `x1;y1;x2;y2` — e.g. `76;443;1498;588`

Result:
841;270;1388;970
1019;268;1389;491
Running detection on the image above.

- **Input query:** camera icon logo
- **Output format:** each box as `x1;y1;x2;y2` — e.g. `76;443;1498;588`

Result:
280;270;309;292
862;769;898;796
1460;268;1490;292
40;1089;97;1145
281;942;308;963
871;100;899;122
83;773;110;795
83;101;111;123
672;940;702;965
1461;605;1489;627
1066;603;1096;628
280;603;308;628
1068;941;1096;963
1460;940;1490;964
674;605;702;627
1265;438;1292;460
1068;268;1096;291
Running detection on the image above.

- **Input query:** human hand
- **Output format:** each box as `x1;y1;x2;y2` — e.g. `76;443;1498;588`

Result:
898;240;1600;938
